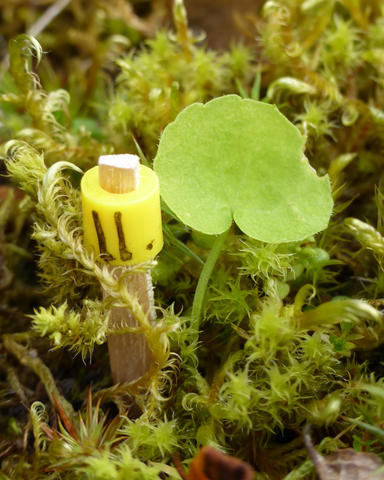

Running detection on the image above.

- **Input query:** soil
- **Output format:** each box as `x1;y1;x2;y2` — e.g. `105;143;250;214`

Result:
184;0;262;49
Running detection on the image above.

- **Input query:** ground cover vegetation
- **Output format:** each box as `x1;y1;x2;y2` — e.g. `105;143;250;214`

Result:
0;0;384;478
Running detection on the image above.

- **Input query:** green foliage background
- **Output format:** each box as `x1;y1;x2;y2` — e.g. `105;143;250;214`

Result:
1;1;384;479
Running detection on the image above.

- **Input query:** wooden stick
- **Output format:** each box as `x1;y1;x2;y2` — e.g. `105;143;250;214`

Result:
98;154;140;194
98;154;153;384
105;270;153;384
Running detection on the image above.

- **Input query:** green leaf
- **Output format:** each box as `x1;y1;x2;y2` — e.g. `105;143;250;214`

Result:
154;95;333;243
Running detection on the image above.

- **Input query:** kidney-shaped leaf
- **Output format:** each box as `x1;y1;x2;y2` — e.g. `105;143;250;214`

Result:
154;95;333;243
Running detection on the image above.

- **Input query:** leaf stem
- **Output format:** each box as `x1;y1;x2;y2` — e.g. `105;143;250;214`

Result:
191;229;229;330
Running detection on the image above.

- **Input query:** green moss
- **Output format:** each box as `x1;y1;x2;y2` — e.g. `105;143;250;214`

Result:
1;1;384;479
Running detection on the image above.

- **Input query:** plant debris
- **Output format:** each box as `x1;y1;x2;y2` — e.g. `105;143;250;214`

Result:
304;426;384;480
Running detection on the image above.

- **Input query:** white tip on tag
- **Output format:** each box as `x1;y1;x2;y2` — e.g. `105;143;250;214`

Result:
99;154;139;170
98;154;140;193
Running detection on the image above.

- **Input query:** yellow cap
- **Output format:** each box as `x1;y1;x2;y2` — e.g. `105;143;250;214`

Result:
81;165;163;265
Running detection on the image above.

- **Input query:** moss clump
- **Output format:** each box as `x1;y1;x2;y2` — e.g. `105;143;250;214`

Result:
0;1;384;479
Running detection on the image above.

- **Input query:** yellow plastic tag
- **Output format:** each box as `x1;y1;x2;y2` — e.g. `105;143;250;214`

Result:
81;165;163;265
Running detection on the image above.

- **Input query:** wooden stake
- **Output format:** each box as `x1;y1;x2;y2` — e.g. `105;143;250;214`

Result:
98;154;153;384
98;154;140;194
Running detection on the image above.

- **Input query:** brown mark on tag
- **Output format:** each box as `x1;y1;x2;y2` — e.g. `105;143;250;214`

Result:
114;211;133;261
92;210;114;262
